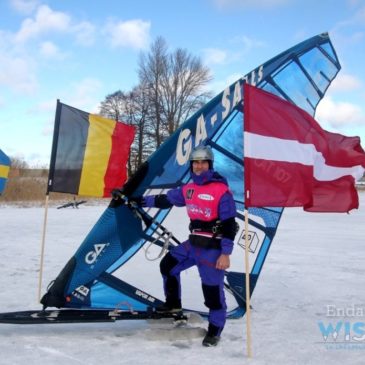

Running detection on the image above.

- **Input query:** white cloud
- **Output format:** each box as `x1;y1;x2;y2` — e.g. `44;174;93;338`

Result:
330;73;362;92
0;5;96;96
64;78;103;112
15;5;71;43
42;117;55;137
0;29;38;94
331;5;365;46
214;0;290;9
105;19;151;49
30;99;58;114
347;0;362;6
13;5;95;46
316;96;364;128
0;53;37;94
202;35;264;66
9;0;39;14
352;4;365;21
208;72;242;94
203;48;228;65
72;21;96;46
39;41;66;59
39;79;103;139
334;30;365;45
230;35;265;52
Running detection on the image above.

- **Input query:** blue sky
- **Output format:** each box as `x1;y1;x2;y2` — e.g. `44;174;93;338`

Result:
0;0;364;166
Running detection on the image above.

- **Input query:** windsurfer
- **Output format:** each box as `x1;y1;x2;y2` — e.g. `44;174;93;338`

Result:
129;146;237;347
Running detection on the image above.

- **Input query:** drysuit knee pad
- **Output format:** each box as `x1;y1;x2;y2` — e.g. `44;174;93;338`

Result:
202;283;222;310
160;253;179;276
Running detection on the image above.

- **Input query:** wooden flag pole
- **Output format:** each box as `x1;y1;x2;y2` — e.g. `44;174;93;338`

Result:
38;194;49;302
38;99;60;303
244;209;252;357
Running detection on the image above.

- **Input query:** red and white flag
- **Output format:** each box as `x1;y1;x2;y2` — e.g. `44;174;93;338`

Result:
244;84;365;212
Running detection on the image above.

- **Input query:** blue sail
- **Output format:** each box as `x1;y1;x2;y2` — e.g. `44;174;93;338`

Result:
0;149;11;195
41;33;341;318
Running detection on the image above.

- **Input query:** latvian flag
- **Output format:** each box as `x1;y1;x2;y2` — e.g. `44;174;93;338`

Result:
244;84;365;212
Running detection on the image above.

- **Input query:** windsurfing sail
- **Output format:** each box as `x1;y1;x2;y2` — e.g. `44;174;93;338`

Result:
0;149;11;195
41;33;341;318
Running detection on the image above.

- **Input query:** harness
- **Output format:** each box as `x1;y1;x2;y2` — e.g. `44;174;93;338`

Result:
183;181;228;250
189;219;222;235
188;219;223;249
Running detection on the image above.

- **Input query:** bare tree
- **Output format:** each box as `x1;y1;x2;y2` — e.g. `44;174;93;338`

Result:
99;36;213;173
138;37;168;148
162;48;212;135
99;90;125;121
138;37;212;147
10;156;29;169
99;86;155;175
123;84;155;172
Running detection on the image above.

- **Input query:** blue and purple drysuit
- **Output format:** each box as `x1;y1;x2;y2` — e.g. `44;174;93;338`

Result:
143;169;237;336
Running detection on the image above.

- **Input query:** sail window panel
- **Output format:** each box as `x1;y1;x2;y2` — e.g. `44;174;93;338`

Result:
271;60;291;76
212;148;244;202
299;47;338;93
149;111;244;188
273;62;318;115
320;42;338;64
248;207;282;228
261;82;286;99
212;110;243;158
149;152;190;187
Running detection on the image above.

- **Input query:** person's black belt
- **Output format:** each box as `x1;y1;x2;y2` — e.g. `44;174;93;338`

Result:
189;219;222;235
189;234;221;249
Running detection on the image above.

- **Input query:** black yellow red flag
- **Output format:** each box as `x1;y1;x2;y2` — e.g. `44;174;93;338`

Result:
48;100;135;198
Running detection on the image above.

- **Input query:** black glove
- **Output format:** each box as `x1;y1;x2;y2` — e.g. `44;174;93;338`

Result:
111;189;124;200
128;196;144;207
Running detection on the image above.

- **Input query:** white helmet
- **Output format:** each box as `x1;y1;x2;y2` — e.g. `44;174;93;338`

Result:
189;146;214;169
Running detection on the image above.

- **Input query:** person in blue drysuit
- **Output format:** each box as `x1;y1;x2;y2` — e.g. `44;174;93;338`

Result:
119;146;237;346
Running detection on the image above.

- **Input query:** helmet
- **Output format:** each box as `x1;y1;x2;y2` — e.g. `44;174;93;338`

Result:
189;146;214;171
189;145;214;162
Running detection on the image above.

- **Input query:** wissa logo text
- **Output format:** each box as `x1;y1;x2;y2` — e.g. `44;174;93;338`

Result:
85;243;109;265
318;321;365;343
318;305;365;345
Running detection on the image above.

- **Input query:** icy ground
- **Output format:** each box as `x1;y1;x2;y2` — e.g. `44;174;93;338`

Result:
0;194;364;365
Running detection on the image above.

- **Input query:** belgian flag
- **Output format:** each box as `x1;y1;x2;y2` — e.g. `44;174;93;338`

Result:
48;101;135;198
0;149;10;195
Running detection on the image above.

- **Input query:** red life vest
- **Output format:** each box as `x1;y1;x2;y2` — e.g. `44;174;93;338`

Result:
182;182;229;222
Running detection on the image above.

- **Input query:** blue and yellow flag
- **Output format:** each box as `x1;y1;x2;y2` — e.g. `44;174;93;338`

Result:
0;149;11;195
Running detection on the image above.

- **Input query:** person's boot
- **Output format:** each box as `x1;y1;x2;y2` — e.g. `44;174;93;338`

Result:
202;323;221;347
155;299;182;314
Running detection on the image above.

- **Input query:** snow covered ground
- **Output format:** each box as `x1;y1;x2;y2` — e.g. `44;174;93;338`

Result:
0;193;364;365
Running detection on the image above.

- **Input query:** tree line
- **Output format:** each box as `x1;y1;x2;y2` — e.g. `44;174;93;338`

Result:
99;37;213;174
